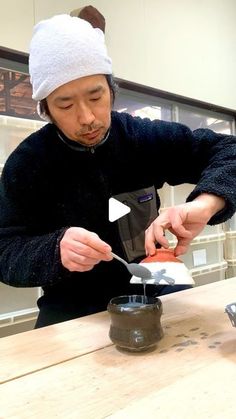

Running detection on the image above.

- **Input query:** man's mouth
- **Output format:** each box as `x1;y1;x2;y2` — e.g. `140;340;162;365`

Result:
81;129;101;140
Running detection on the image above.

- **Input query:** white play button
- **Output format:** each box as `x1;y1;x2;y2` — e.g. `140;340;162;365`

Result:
108;198;131;222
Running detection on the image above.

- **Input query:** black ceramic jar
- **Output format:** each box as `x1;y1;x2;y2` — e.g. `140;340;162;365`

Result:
107;295;164;352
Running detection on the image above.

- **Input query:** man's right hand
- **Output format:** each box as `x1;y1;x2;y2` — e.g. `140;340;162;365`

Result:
60;227;112;272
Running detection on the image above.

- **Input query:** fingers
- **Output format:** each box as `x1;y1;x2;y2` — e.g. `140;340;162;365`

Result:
69;227;111;255
60;227;112;272
167;207;192;239
145;205;194;256
62;248;100;272
173;237;191;256
145;223;169;256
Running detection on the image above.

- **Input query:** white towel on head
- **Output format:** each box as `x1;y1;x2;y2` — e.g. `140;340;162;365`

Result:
29;14;112;101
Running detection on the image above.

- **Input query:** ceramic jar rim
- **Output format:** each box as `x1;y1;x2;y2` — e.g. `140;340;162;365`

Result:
107;294;162;313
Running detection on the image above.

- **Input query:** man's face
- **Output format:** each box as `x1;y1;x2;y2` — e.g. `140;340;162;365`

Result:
46;74;112;147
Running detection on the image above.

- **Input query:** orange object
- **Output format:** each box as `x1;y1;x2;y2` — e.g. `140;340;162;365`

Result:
141;248;182;264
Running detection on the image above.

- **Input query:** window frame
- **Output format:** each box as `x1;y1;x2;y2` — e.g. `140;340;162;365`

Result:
1;46;236;131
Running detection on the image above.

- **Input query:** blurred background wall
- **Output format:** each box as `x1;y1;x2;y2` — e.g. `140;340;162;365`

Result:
1;0;236;110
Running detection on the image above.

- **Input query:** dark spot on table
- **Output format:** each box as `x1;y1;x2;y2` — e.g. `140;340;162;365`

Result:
172;340;198;348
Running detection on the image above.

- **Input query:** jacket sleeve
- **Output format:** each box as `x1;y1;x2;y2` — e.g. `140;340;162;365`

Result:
0;148;69;288
128;116;236;224
0;225;68;287
184;127;236;225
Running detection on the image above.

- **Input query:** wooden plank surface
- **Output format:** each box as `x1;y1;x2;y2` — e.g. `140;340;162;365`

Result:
0;311;111;384
108;360;236;419
1;279;236;418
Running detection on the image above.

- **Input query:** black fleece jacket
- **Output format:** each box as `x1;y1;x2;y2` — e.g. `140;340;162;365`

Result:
0;111;236;311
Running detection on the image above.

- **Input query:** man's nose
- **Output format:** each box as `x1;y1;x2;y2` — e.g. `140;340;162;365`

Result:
77;104;95;126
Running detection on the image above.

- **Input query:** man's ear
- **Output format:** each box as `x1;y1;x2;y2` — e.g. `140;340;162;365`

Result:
70;5;106;33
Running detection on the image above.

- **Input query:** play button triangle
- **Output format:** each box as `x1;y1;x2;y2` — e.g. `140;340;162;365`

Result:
108;198;131;222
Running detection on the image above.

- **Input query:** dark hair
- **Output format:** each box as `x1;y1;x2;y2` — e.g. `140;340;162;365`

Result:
39;74;118;118
105;74;118;104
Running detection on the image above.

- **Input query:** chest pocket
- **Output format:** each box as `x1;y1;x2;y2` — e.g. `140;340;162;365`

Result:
113;185;158;262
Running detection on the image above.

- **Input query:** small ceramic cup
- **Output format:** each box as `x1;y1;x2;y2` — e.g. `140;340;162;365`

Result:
107;295;164;352
225;302;236;327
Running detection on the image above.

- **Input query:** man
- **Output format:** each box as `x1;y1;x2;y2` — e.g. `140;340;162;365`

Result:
0;14;235;327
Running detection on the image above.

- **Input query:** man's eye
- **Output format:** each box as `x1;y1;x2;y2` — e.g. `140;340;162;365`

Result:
90;96;101;101
59;104;73;110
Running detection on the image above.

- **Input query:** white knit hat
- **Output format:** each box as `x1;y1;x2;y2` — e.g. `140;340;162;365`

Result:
29;14;112;101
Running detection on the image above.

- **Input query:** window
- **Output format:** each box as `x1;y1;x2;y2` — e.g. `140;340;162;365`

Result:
114;88;172;122
0;50;45;168
114;84;235;135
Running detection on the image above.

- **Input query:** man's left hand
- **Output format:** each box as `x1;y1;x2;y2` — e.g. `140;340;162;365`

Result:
145;193;225;256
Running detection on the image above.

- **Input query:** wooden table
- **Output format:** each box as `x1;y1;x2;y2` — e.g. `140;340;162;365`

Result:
1;278;236;418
